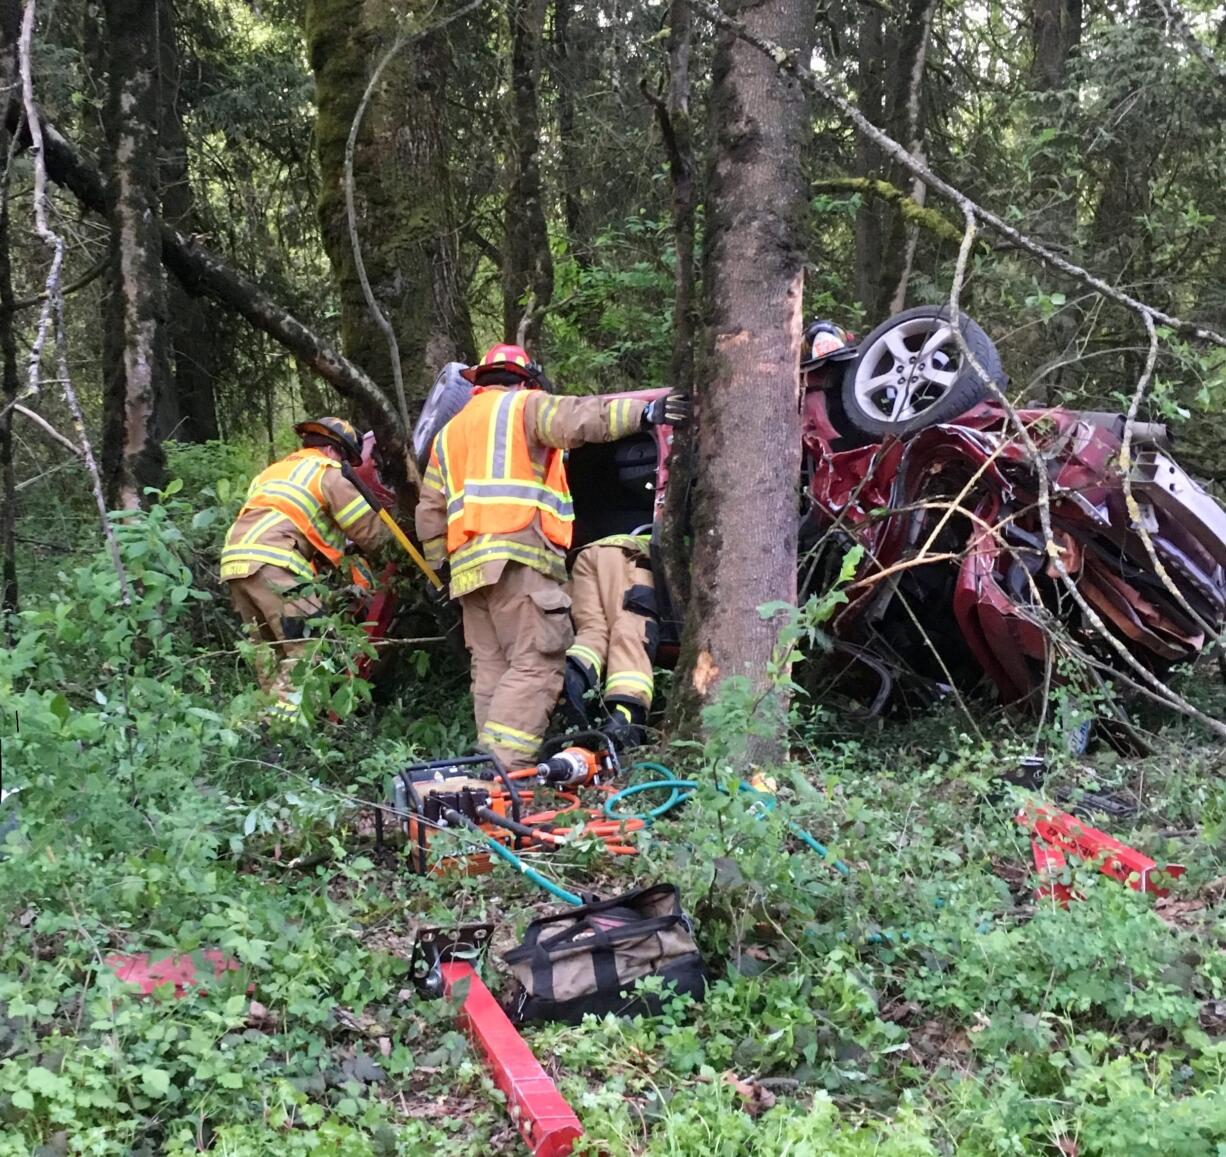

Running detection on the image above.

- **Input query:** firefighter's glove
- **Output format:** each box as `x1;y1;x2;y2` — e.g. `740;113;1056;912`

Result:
602;703;646;754
641;391;691;430
561;656;597;730
426;564;450;606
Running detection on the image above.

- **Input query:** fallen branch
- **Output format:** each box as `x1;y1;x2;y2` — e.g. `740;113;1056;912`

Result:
12;401;80;455
2;103;406;452
11;250;108;310
18;0;130;604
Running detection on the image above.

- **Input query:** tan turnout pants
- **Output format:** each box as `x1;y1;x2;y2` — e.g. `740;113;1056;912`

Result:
568;543;656;712
461;563;574;767
226;565;320;720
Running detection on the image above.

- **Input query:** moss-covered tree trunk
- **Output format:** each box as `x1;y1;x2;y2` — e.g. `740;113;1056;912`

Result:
157;0;218;443
100;0;170;509
668;0;808;765
503;0;553;347
307;0;475;419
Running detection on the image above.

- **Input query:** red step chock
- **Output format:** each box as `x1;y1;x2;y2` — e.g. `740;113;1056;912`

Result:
439;961;583;1157
1018;802;1185;905
104;949;241;998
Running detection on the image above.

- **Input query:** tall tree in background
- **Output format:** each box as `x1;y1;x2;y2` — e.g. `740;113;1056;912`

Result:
157;0;218;443
1025;0;1081;397
671;0;809;760
307;0;476;417
100;0;170;508
504;0;552;346
852;0;938;320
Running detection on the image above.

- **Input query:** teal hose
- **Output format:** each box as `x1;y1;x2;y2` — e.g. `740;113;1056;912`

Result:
604;765;853;877
449;811;584;906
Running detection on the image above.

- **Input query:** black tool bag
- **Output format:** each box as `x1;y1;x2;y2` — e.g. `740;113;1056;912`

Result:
503;883;706;1025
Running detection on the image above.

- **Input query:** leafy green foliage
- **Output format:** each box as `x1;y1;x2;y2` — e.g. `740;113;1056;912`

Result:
2;479;1225;1154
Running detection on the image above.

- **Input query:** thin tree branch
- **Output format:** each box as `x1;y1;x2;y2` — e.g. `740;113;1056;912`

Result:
946;209;1226;740
18;0;58;398
1154;0;1226;87
11;249;108;309
343;0;487;444
12;401;80;455
19;0;130;604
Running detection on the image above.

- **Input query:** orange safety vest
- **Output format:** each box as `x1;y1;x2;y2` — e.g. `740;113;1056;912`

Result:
435;389;574;554
220;448;348;581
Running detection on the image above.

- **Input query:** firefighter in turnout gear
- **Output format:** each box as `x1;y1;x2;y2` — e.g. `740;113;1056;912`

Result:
415;343;690;767
564;533;658;751
221;417;388;721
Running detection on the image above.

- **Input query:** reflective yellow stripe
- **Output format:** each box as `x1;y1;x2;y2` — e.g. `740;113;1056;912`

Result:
422;536;447;564
587;533;650;554
537;397;561;446
224;509;286;551
606;670;654;697
450;538;567;583
608;397;641;440
566;645;603;677
334;494;373;531
480;721;540;755
220;544;315;582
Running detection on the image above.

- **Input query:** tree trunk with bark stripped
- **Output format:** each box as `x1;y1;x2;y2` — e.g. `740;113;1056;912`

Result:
100;0;169;508
669;0;808;764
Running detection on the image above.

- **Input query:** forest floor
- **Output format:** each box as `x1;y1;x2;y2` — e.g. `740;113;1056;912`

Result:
2;470;1226;1156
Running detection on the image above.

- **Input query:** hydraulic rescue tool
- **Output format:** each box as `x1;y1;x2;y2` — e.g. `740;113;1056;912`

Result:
375;742;640;886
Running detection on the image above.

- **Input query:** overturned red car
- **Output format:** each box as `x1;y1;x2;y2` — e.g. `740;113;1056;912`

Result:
391;306;1226;718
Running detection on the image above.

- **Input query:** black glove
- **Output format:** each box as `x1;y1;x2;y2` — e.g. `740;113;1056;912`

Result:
602;702;646;753
641;391;692;430
426;563;450;605
560;656;597;729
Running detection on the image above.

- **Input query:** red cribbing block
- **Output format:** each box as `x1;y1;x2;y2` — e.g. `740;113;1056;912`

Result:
1031;838;1075;905
1017;803;1185;899
104;949;240;998
439;961;583;1157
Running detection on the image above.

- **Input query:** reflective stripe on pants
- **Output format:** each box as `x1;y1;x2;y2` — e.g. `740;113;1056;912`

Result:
226;566;320;715
461;563;574;768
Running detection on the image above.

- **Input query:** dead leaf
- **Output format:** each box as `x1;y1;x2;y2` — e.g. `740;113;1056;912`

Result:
379;1036;392;1057
247;1000;270;1025
693;650;720;696
722;1071;777;1118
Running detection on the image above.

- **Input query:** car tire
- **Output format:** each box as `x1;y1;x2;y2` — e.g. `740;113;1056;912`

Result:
840;306;1005;439
412;362;472;471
